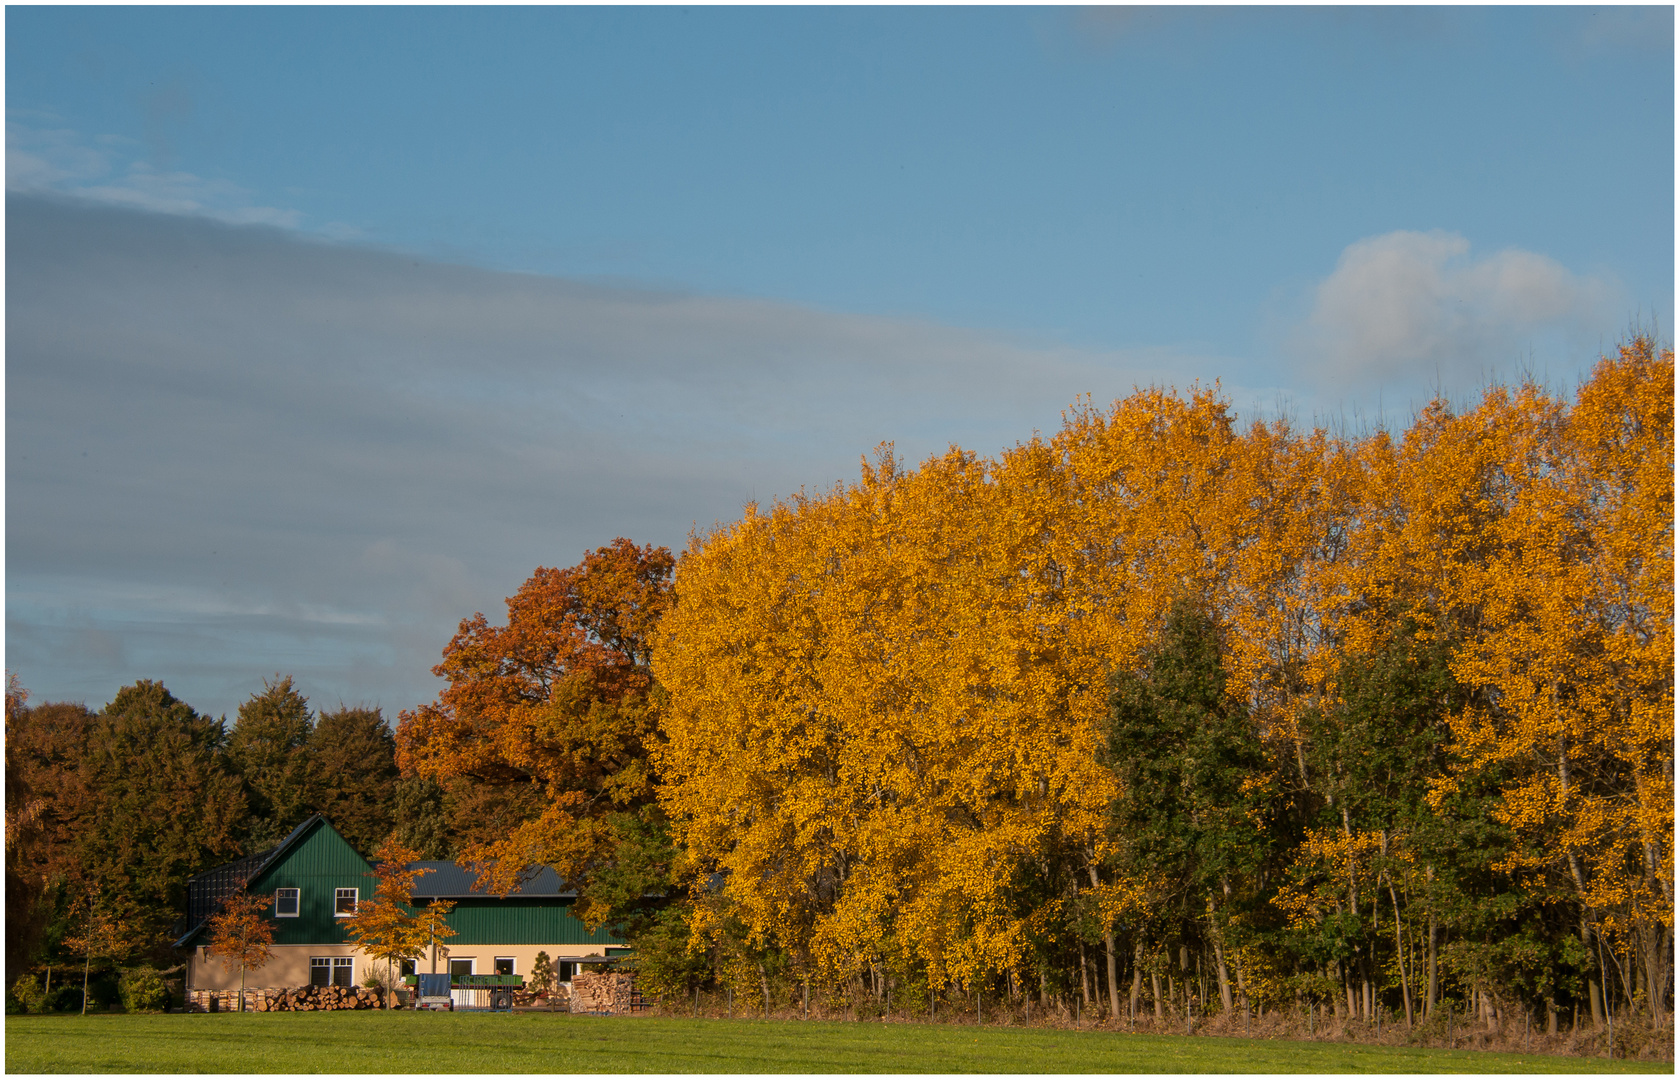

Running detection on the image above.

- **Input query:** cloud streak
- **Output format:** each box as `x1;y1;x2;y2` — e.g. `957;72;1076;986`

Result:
7;194;1225;718
7;120;303;228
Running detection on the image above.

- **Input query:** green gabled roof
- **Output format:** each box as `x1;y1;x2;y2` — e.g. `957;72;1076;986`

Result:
173;815;367;948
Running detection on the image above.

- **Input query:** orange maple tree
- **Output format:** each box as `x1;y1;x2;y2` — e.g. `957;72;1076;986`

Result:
341;838;442;1007
396;538;674;910
202;881;274;1012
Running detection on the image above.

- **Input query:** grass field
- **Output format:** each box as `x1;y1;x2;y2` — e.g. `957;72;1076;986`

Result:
7;1012;1671;1074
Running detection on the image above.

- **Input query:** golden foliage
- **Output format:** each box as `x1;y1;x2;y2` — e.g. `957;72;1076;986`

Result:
653;341;1673;998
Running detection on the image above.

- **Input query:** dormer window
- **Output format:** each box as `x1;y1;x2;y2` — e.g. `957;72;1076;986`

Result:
335;888;358;916
275;888;300;917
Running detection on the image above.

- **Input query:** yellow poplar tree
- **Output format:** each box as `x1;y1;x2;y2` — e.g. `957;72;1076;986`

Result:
1437;339;1673;1026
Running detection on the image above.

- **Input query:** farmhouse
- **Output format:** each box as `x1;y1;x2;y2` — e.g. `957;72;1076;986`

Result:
174;815;627;995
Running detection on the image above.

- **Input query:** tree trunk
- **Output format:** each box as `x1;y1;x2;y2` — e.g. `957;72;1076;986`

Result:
1152;970;1164;1020
1130;941;1143;1021
1212;935;1233;1015
1388;878;1413;1026
1561;741;1605;1030
1584;915;1605;1027
1086;866;1121;1022
1426;901;1438;1018
1105;931;1121;1022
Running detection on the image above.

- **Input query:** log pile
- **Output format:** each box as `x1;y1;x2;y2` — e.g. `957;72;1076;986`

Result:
250;985;386;1011
187;989;248;1013
570;971;634;1014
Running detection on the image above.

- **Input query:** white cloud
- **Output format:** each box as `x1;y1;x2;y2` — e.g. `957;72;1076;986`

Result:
1292;230;1617;393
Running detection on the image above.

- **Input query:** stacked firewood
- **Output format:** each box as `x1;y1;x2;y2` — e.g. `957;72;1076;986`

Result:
250;985;386;1011
570;972;634;1014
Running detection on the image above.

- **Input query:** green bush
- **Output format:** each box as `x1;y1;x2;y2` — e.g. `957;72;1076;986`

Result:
118;966;170;1013
11;974;46;1014
44;982;85;1012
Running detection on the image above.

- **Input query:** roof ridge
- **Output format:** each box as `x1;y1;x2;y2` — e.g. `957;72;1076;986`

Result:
172;814;338;949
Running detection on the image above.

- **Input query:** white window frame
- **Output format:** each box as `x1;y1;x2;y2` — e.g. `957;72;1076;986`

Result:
274;888;300;917
310;957;353;987
493;956;516;976
334;888;358;917
448;958;475;977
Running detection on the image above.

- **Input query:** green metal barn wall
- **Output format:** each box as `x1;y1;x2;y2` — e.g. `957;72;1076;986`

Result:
247;820;378;946
444;899;623;946
233;819;618;948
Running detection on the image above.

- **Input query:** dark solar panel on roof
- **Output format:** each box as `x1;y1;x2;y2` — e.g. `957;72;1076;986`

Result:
407;861;575;898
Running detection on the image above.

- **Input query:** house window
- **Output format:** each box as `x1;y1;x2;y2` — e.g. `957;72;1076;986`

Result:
557;961;575;981
449;959;474;978
400;959;416;977
274;888;300;917
334;888;358;917
494;957;515;976
310;957;353;987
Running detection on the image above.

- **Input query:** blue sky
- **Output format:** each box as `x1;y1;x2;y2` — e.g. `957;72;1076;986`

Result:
7;6;1673;720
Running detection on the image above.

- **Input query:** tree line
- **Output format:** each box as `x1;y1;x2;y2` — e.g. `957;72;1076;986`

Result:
637;339;1671;1043
3;674;452;1006
7;338;1670;1044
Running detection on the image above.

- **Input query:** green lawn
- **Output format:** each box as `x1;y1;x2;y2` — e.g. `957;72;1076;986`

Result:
6;1012;1669;1074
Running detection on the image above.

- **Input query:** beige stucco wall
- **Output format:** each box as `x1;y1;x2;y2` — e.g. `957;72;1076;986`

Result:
187;942;621;991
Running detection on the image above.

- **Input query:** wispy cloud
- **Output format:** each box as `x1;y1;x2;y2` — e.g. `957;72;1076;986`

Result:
1290;230;1618;397
8;194;1246;718
7;119;303;228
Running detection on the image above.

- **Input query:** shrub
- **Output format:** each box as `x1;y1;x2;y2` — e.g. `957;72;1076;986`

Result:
119;966;171;1013
529;952;556;998
11;974;46;1014
44;983;85;1012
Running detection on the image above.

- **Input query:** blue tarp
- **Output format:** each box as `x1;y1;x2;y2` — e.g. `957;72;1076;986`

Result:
417;973;452;998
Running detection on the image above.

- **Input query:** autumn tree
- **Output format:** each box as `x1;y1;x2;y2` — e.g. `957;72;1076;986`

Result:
651;345;1672;1030
1433;340;1675;1029
61;889;138;1015
5;684;98;980
396;538;675;919
414;896;458;977
656;444;1118;1002
341;838;431;1007
203;884;275;1011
